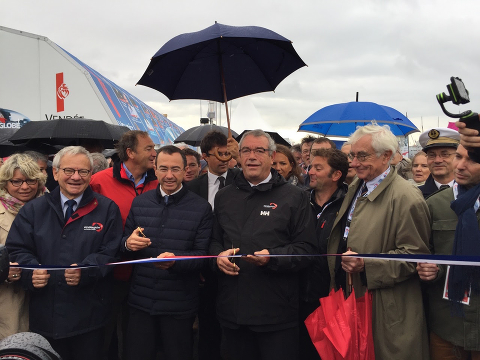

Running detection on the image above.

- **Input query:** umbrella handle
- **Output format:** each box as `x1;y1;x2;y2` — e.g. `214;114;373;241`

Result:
347;247;353;295
212;147;232;162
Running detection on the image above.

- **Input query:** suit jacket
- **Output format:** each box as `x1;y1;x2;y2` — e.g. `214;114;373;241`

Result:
187;168;239;201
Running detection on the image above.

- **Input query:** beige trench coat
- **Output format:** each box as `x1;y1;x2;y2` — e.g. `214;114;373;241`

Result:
0;202;28;340
327;167;431;360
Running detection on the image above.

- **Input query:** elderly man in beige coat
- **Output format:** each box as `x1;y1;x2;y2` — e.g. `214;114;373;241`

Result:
327;124;431;359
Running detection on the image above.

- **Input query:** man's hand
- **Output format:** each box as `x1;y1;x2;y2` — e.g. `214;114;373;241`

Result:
217;248;240;276
32;269;50;288
244;249;270;267
65;264;81;286
7;262;21;282
456;121;480;148
416;262;439;281
341;250;365;273
126;227;151;251
155;252;175;270
227;137;239;161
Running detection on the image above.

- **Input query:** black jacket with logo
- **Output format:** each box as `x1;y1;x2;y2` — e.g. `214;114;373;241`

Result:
209;169;317;329
6;186;123;339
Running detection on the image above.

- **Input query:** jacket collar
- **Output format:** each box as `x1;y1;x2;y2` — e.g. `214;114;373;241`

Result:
113;160;157;186
155;182;189;205
233;169;286;192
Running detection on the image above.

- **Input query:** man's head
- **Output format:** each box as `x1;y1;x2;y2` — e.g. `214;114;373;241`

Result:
116;130;156;171
309;149;349;192
291;144;302;165
348;124;397;182
155;145;187;195
340;143;356;184
52;146;93;200
454;144;480;188
419;128;460;184
182;148;201;182
239;130;276;185
300;135;316;166
24;150;48;177
310;137;336;154
200;131;229;176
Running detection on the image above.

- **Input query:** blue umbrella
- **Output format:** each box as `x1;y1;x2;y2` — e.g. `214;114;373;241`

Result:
298;101;419;137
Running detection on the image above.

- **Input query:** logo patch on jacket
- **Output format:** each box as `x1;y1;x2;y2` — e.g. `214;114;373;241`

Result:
263;203;277;210
83;222;104;232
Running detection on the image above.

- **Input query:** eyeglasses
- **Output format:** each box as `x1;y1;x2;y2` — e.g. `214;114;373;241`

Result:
185;163;199;169
206;151;231;158
426;152;456;160
348;152;374;162
9;179;38;187
239;147;270;156
157;166;183;174
59;168;91;177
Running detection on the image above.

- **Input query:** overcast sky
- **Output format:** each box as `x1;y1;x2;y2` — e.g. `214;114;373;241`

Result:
4;0;480;144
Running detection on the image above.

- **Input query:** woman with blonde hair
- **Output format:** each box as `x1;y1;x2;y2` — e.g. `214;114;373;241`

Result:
0;153;47;340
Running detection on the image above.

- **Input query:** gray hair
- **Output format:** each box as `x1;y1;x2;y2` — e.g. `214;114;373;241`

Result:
52;146;93;169
0;153;47;191
349;123;398;161
23;151;48;163
239;129;276;154
90;153;109;174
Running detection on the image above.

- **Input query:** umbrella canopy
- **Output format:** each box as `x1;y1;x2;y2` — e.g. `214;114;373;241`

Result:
0;128;58;157
9;119;130;149
174;124;239;147
235;130;290;147
298;101;419;137
137;22;306;104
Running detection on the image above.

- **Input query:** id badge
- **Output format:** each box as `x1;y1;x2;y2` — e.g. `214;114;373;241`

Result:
443;266;471;305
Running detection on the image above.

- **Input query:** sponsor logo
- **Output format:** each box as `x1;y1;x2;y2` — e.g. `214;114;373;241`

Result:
260;211;270;216
83;222;104;232
263;203;277;210
56;73;70;112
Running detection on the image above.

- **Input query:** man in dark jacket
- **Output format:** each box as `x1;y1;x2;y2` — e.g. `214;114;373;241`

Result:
6;146;123;360
210;130;316;360
123;145;212;360
300;148;349;360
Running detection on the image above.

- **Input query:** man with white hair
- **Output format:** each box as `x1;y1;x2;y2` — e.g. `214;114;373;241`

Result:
6;146;123;360
327;124;431;360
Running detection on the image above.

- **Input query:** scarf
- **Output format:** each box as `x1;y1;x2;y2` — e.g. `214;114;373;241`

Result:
0;187;46;215
448;182;480;306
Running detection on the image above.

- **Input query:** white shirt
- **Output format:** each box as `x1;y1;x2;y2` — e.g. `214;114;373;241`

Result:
160;184;183;197
60;192;83;217
207;171;228;210
247;173;272;187
434;179;455;189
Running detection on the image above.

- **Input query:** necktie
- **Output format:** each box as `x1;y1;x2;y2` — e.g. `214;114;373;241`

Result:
439;185;450;190
218;176;226;190
360;183;368;197
64;200;76;222
164;195;169;205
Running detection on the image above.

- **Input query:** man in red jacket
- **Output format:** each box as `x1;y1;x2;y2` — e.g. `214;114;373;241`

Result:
90;130;158;360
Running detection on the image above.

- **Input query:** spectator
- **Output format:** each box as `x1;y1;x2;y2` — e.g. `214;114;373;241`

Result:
290;144;302;166
300;135;316;172
210;129;316;360
6;146;123;360
0;154;46;340
182;148;201;182
272;144;304;186
327;124;431;360
412;151;430;185
340;142;356;185
23;151;48;177
123;145;212;360
304;137;335;187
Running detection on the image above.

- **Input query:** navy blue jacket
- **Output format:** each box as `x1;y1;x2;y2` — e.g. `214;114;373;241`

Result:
123;185;212;316
6;186;123;339
418;174;440;199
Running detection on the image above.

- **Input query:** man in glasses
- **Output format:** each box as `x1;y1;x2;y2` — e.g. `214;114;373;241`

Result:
418;128;460;198
327;124;431;360
210;130;316;360
6;146;123;360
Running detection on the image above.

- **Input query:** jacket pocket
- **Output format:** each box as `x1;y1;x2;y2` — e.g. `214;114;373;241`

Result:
431;219;457;231
379;288;402;328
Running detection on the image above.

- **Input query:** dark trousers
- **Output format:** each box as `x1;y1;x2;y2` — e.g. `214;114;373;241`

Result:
223;325;299;360
45;327;104;360
299;300;321;360
125;306;195;360
198;277;222;360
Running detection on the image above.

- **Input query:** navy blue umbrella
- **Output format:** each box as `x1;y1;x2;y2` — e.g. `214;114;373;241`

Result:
298;102;419;137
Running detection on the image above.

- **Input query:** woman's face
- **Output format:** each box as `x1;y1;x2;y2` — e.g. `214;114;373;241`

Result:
5;169;39;202
273;152;293;179
412;154;430;183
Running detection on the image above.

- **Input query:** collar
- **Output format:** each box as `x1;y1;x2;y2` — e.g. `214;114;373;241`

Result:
122;163;147;187
364;166;391;193
160;184;183;197
434;178;455;189
248;172;272;187
452;182;480;212
207;170;228;185
60;191;83;207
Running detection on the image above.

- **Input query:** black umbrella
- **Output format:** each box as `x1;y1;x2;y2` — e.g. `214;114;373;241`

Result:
0;128;58;157
138;22;305;159
235;130;290;147
9;119;130;149
174;124;239;147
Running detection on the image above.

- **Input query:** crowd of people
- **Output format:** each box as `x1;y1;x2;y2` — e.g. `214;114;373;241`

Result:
0;122;479;360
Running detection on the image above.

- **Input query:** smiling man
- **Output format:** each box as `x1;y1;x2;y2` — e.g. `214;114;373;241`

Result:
6;146;123;360
122;145;212;360
418;128;460;198
210;129;316;360
327;124;431;360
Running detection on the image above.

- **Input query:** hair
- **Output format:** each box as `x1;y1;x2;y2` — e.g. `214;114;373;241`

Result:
412;151;427;165
349;123;398;161
173;142;188;150
291;144;301;153
182;148;201;165
239;129;276;154
23;151;48;163
312;137;337;149
274;144;303;184
200;131;228;154
300;135;316;146
341;141;351;150
115;130;150;162
0;153;47;191
90;152;109;174
52;146;93;170
156;145;187;167
310;148;349;184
